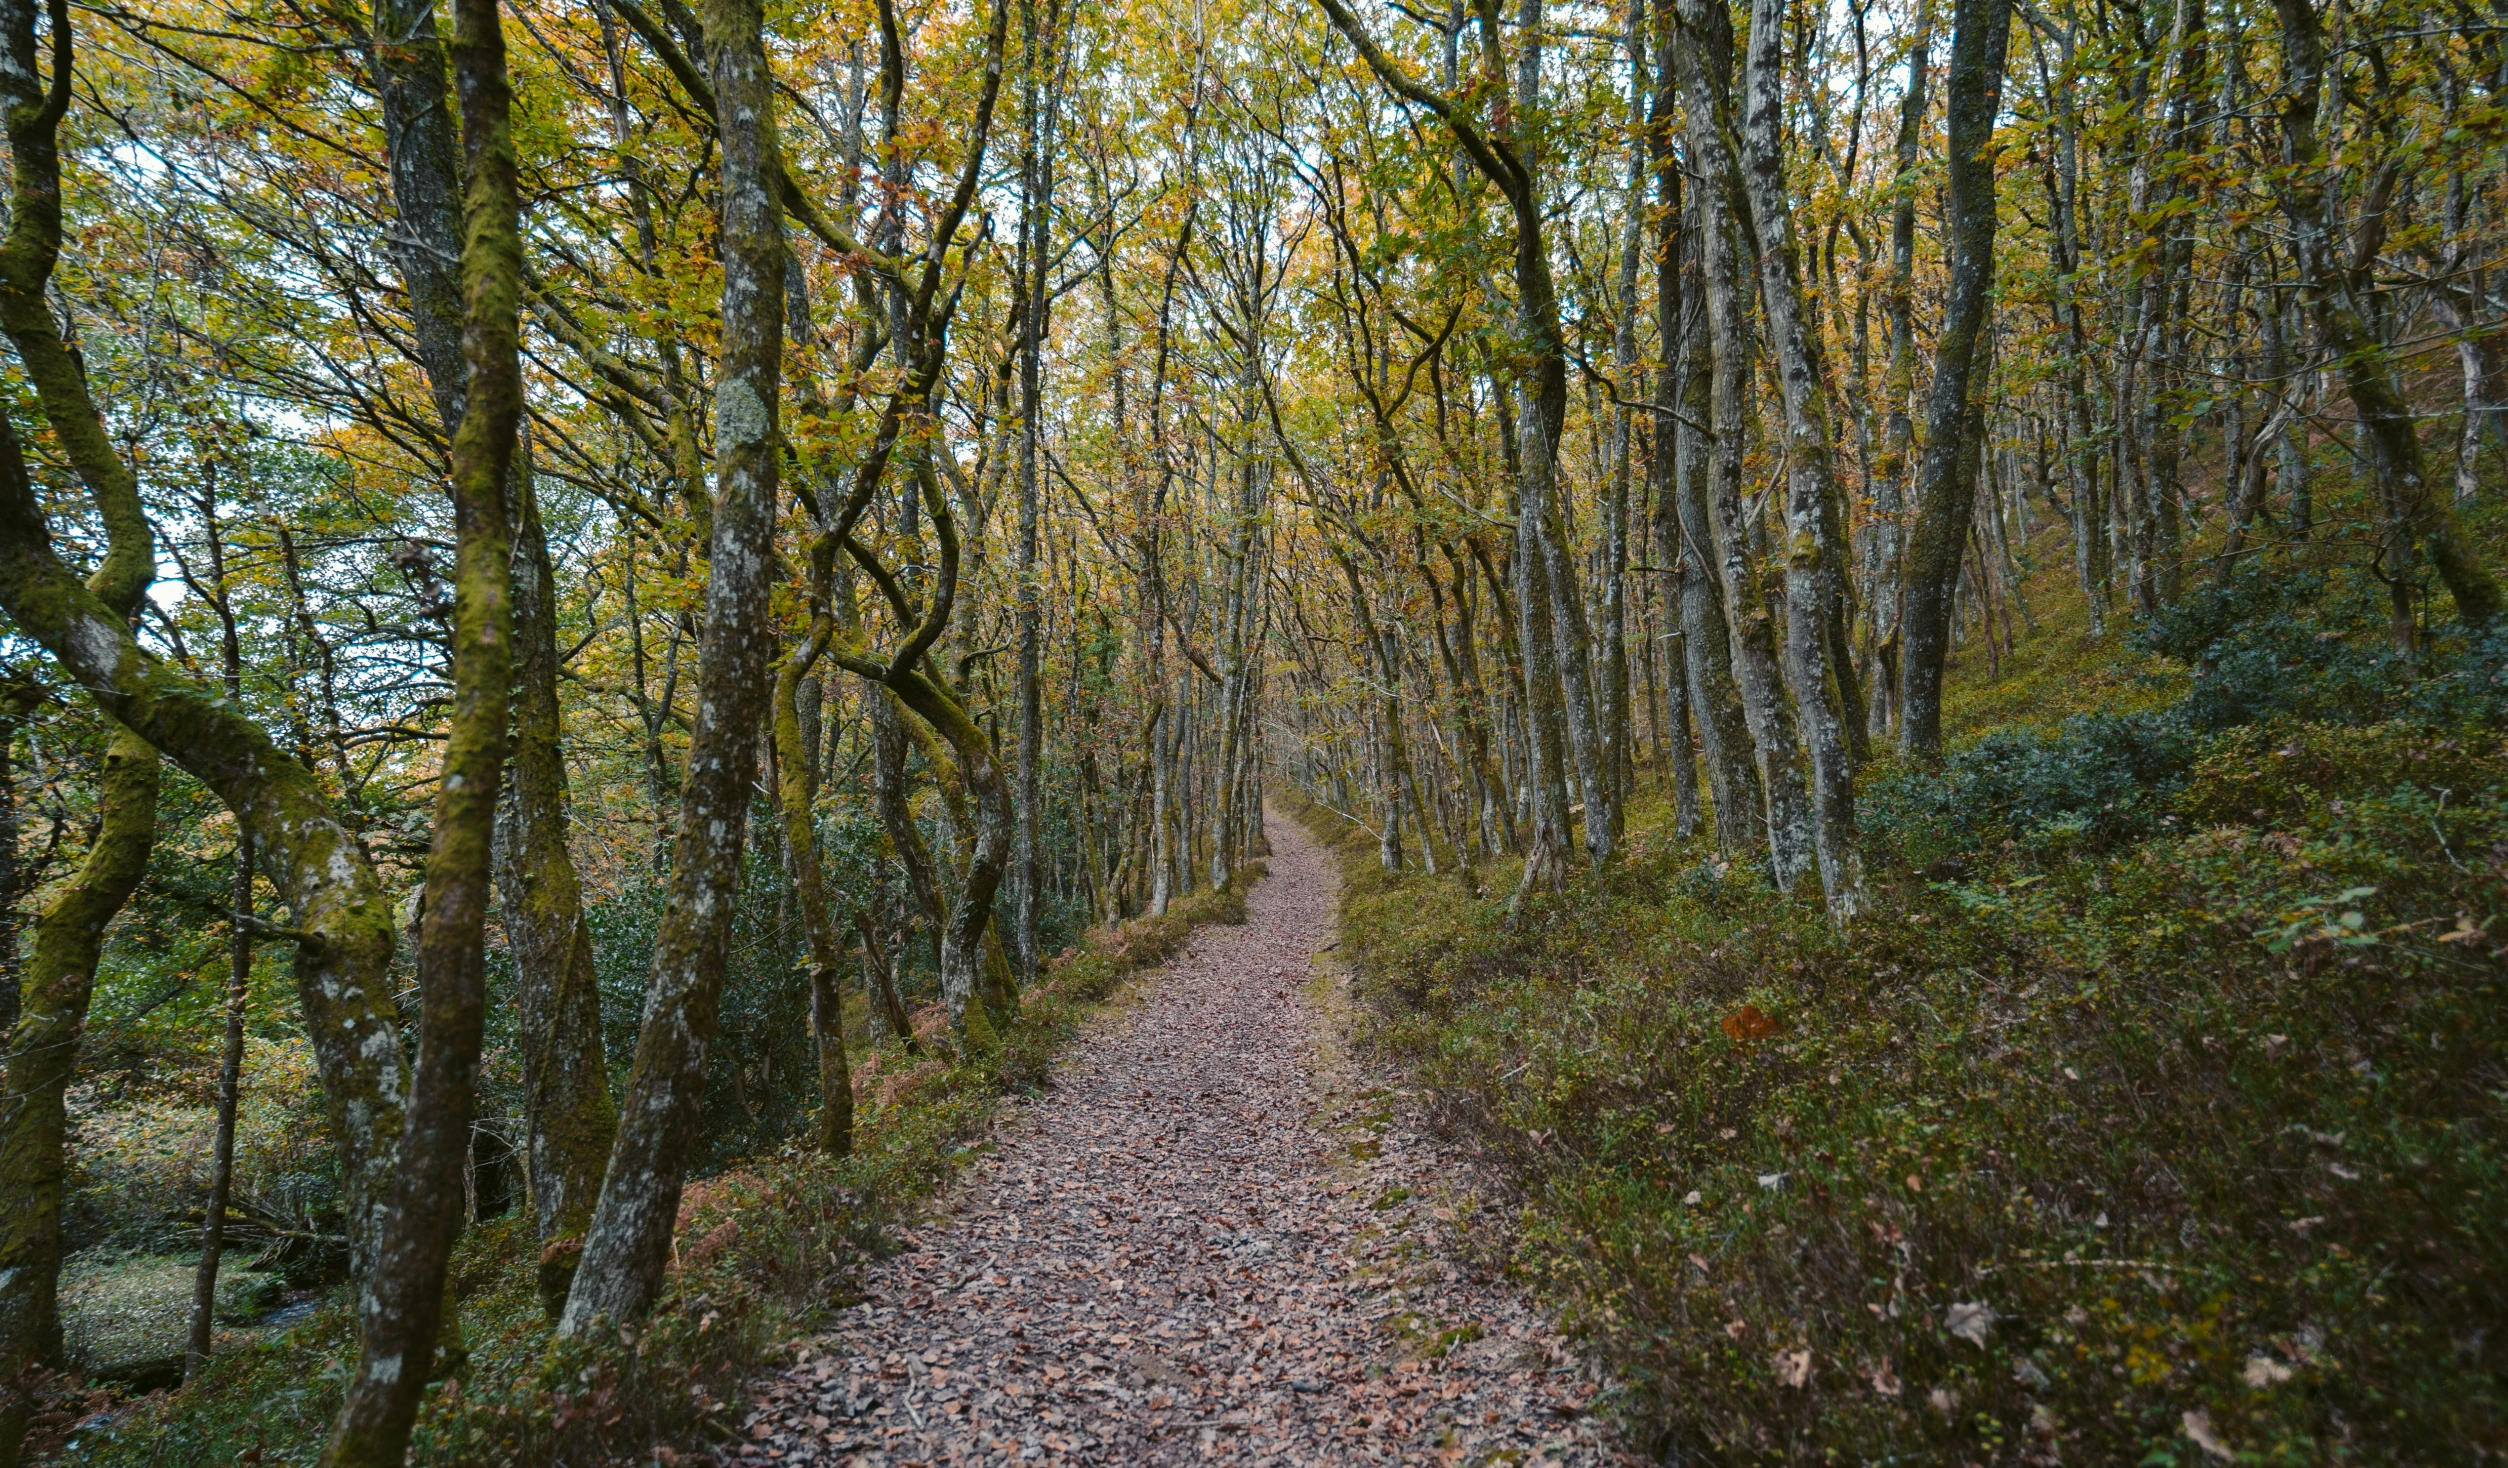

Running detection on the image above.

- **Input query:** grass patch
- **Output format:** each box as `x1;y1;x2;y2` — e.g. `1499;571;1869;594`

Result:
49;869;1264;1466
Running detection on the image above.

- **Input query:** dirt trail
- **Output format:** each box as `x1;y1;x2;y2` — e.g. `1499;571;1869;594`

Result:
732;815;1615;1466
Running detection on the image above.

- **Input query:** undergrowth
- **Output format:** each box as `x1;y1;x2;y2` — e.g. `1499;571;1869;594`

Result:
1296;566;2506;1464
50;869;1261;1466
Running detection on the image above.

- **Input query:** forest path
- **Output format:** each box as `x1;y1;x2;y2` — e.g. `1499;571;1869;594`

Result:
729;814;1617;1467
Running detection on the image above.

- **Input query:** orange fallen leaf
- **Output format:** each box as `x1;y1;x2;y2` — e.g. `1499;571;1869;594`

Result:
1720;1004;1781;1042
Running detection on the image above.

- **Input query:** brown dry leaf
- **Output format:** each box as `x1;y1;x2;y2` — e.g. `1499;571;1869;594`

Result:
1720;1004;1781;1042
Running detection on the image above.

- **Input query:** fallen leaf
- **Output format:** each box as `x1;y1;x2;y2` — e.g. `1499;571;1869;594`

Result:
1868;1360;1901;1397
1945;1301;1993;1347
2243;1355;2293;1388
1720;1005;1781;1042
2183;1409;2236;1461
1775;1348;1812;1388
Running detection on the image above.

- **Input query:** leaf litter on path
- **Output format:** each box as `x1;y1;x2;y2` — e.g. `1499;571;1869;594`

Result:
730;818;1621;1466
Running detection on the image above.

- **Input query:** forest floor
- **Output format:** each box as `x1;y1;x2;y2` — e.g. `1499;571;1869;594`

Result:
727;816;1619;1467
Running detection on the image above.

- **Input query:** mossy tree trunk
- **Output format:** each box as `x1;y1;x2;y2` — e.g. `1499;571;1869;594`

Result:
372;0;616;1321
774;574;853;1156
322;0;523;1454
0;725;155;1468
0;10;156;1459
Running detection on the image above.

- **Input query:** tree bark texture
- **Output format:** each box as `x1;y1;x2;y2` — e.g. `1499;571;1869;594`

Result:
1650;34;1762;860
562;0;786;1335
496;472;616;1318
325;0;522;1451
1738;0;1864;913
1896;0;2013;759
1673;0;1815;889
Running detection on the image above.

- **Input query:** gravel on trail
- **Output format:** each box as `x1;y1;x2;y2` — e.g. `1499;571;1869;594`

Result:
730;815;1619;1467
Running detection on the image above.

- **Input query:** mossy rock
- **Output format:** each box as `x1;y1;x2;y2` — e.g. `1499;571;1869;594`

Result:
59;1255;283;1387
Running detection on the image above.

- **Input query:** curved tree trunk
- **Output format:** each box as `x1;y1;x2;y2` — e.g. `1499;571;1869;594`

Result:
886;668;1016;1047
0;725;155;1465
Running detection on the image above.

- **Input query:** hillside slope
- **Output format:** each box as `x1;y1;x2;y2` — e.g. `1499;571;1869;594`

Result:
1297;495;2508;1463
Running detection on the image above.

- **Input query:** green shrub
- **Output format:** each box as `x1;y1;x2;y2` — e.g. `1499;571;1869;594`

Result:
1861;709;2195;867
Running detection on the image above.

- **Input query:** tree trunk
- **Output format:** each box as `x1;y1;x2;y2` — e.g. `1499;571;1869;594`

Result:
1010;0;1055;986
1673;0;1815;888
1867;7;1929;739
1896;0;2014;758
774;612;852;1156
887;669;1017;1046
0;726;156;1463
871;686;947;968
2269;0;2501;628
562;0;787;1334
496;471;616;1319
325;0;522;1450
186;832;249;1381
1650;28;1760;859
1738;0;1865;914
